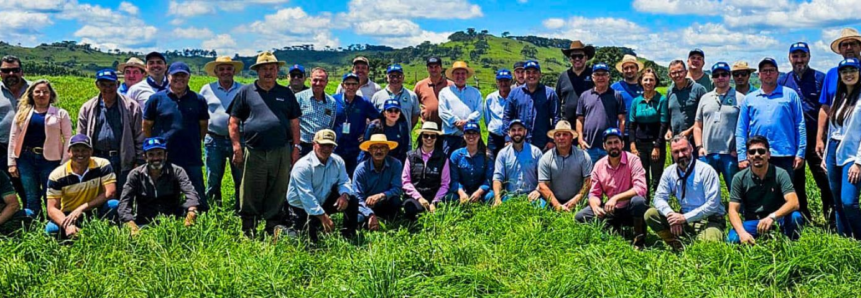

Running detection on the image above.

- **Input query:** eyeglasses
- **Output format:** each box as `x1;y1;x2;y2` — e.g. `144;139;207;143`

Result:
368;146;387;152
840;41;861;48
747;148;768;155
0;67;21;74
592;72;609;77
387;74;404;78
385;109;400;113
343;82;359;86
669;70;686;76
712;72;730;78
732;72;749;77
422;134;437;139
97;81;118;88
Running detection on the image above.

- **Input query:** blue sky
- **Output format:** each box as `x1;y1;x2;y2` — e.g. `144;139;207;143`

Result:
5;0;861;70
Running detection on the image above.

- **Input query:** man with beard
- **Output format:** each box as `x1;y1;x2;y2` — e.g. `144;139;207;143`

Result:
612;55;645;113
353;134;402;231
336;56;381;99
0;55;28;196
557;41;595;122
731;61;757;95
778;42;832;224
646;135;725;251
119;137;200;235
513;61;527;88
666;60;708;141
504;60;560;151
127;52;168;107
117;57;146;95
414;57;453;127
575;128;648;250
535;121;593;212
727;135;804;244
687;49;714;92
288;64;309;94
492;120;543;206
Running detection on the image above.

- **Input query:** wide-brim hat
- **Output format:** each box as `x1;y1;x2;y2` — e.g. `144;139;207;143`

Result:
445;61;475;78
731;61;756;73
416;121;442;135
250;52;286;71
359;134;399;151
615;54;644;73
118;57;146;73
831;28;861;54
204;56;244;76
561;40;596;59
547;120;578;138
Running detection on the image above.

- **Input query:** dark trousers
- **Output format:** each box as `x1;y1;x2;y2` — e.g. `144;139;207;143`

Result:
357;196;403;227
0;143;26;209
402;198;427;221
575;196;648;228
487;133;507;161
770;157;796;180
300;143;314;157
794;126;834;225
634;141;665;201
442;135;464;157
289;188;359;242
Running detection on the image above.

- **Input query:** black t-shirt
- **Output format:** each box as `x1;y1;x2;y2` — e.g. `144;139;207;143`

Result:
228;82;301;150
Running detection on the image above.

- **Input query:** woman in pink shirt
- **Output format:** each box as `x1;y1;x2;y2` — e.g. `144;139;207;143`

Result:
401;122;450;220
7;80;72;216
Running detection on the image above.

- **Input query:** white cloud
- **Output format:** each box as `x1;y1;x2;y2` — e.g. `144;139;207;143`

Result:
345;0;482;20
0;0;68;12
542;18;565;30
354;19;420;37
378;30;451;49
173;27;215;39
0;11;52;34
118;1;139;15
167;0;291;17
632;0;723;15
75;25;158;49
202;34;237;50
542;16;649;46
681;23;779;51
168;0;215;17
724;0;861;29
244;7;332;35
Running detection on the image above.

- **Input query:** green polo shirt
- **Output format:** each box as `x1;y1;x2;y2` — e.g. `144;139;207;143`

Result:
730;164;795;220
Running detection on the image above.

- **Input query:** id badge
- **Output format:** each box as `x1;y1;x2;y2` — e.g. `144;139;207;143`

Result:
342;122;351;134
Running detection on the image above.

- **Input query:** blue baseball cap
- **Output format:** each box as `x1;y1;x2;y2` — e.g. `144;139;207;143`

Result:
758;57;778;70
464;122;480;133
386;64;403;74
145;51;166;63
513;61;526;70
592;62;610;72
508;119;526;129
711;62;730;73
289;64;305;74
602;128;623;142
838;58;860;71
342;72;359;82
69;134;92;149
789;42;810;54
383;99;401;111
689;48;705;58
524;60;540;71
496;69;513;80
168;62;191;75
143;137;168;152
95;69;118;82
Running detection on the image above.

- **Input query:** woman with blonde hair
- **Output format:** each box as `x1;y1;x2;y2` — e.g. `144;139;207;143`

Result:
7;80;72;216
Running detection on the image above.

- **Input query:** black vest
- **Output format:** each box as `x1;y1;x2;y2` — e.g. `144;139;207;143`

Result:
407;148;446;200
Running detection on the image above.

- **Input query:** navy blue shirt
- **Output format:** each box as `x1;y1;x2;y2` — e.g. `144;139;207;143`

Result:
94;99;123;151
353;156;404;217
360;120;411;161
228;82;301;150
22;111;47;148
503;84;561;147
779;68;824;127
333;94;379;157
449;147;493;195
143;89;209;167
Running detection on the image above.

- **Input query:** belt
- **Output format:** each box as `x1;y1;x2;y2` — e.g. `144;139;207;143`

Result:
22;146;43;155
207;132;229;138
94;149;120;157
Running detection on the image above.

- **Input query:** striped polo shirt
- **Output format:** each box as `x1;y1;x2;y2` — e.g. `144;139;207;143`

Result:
47;157;116;212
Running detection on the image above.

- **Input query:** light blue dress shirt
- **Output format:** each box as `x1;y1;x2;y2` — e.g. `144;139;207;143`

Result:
286;153;353;216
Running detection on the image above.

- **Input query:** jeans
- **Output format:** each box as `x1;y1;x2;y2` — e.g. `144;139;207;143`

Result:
204;134;242;211
726;211;804;242
181;165;208;212
586;147;607;165
769;156;796;180
357;195;404;226
443;191;496;205
45;199;119;236
698;153;739;192
442;135;464;157
635;141;666;200
826;139;861;239
794;124;834;224
17;151;60;216
0;143;26;204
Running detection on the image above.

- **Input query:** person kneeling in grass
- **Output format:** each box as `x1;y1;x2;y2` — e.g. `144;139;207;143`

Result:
492;119;543;207
0;171;33;231
353;134;403;231
45;134;118;239
118;137;199;235
534;120;593;211
401;122;450;219
646;135;725;251
727;135;804;244
447;122;494;205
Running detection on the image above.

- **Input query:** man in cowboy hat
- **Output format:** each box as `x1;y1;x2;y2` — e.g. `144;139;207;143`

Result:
353;134;403;231
286;129;358;241
288;64;309;94
127;51;168;107
576;63;626;164
296;67;337;156
819;28;861;115
504;60;561;151
730;61;757;95
556;40;596;120
535;120;593;212
414;57;453;127
513;61;527;88
492;120;543;207
612;55;645;114
438;61;482;156
228;52;301;237
372;64;420;132
199;56;245;210
336;56;381;99
693;62;744;193
117;57;146;95
687;49;714;92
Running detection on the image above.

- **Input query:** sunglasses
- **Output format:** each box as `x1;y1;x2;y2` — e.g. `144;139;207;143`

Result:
0;67;21;74
289;73;304;78
732;72;749;77
385;109;400;113
747;148;768;155
422;134;437;139
712;72;730;78
570;54;586;60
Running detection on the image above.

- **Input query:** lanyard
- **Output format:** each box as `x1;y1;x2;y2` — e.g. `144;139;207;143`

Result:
147;77;167;92
676;159;696;200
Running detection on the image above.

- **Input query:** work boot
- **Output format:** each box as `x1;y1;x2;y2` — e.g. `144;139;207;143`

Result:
632;218;646;250
241;216;257;238
656;230;684;251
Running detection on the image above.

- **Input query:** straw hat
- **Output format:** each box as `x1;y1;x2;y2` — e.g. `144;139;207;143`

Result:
359;134;399;151
204;56;244;76
416;122;442;135
730;61;756;73
249;52;286;71
561;40;596;59
615;54;644;73
831;28;861;54
547;120;578;138
118;57;146;73
445;61;475;78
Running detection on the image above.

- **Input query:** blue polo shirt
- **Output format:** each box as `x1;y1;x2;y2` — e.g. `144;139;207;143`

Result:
779;68;824;127
819;66;840;106
610;81;644;113
736;86;806;161
334;94;379;158
353;156;403;217
503;84;560;147
143;89;209;167
449;147;493;195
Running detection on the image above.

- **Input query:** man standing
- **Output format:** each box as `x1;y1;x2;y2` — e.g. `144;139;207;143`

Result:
536;121;593;212
414;57;453;127
503;60;560;150
666;60;708;139
438;61;482;156
576;63;626;164
353;134;403;231
288;64;309;94
612;54;645;112
228;52;300;237
687;49;714;92
77;69;144;197
296;68;336;156
728;136;804;244
0;55;28;196
778;42;832;223
143;62;209;211
371;64;420;130
492;120;543;206
513;61;527;88
731;61;757;95
334;73;379;175
484;69;512;159
737;58;806;178
127;52;168;107
286;130;358;241
117;57;146;95
575;128;648;249
556;41;596;121
336;56;381;99
199;56;245;209
693;62;744;191
647;135;725;251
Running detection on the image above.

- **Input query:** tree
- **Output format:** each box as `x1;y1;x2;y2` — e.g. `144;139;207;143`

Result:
521;45;538;59
502;31;510;38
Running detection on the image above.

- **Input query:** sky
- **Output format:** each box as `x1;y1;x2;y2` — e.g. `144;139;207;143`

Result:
4;0;861;71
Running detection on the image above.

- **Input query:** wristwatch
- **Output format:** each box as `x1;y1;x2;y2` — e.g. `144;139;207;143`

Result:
293;144;302;149
768;213;777;221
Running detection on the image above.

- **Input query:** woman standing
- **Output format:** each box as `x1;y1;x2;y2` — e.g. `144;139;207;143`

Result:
447;122;493;204
8;80;72;216
626;68;669;198
362;99;411;161
819;58;861;239
401;122;450;220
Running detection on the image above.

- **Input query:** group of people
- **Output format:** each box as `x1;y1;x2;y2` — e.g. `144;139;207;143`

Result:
1;27;860;249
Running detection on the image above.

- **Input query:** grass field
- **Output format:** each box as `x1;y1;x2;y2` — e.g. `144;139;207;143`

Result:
1;76;859;297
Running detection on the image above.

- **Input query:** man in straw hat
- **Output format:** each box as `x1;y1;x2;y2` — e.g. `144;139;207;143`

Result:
687;49;714;92
492;119;543;207
504;60;560;151
199;56;245;210
414;57;453;127
127;51;168;107
286;129;358;241
819;28;861;111
336;56;381;99
353;134;403;231
612;54;644;114
117;57;146;95
439;61;482;156
228;52;301;237
556;40;596;120
535;120;593;212
730;61;757;95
